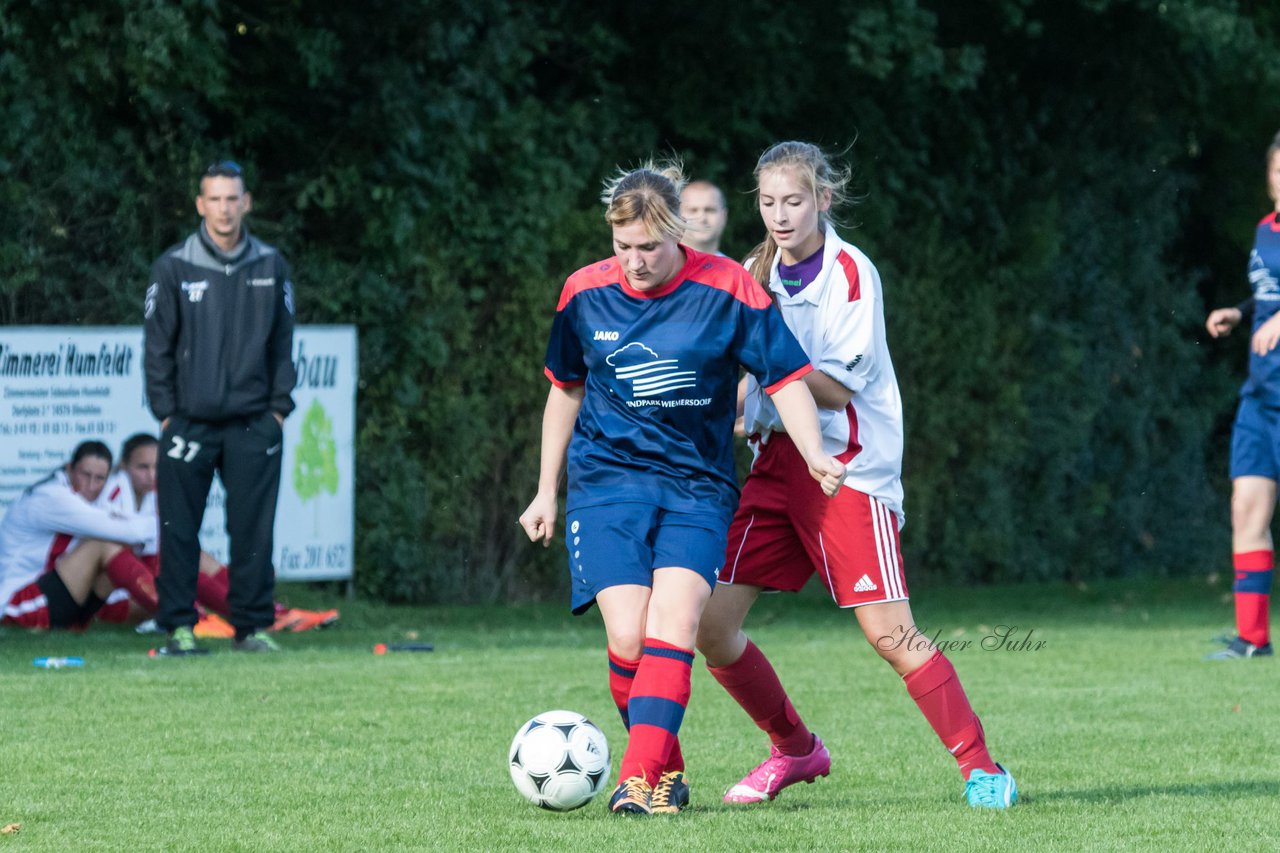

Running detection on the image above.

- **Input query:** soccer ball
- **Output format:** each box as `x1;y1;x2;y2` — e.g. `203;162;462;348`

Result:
508;710;610;811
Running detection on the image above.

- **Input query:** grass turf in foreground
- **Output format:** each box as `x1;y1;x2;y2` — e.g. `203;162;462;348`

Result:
1;577;1279;851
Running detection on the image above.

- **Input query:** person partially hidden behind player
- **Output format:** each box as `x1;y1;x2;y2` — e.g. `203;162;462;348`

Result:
1202;129;1280;660
694;141;1017;809
519;159;845;815
95;433;339;635
679;180;729;256
1;441;159;631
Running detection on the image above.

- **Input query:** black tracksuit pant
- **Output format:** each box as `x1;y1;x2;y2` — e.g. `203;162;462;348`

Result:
156;412;283;633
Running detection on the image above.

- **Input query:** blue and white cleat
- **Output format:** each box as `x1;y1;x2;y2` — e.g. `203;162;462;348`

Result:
965;763;1017;809
1205;637;1273;660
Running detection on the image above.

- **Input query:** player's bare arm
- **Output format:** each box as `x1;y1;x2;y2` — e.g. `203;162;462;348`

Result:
1206;306;1243;338
519;384;583;546
766;380;846;497
804;369;855;410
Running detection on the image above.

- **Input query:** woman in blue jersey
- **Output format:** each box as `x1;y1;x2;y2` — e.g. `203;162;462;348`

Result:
695;141;1016;809
1203;130;1280;660
519;160;845;816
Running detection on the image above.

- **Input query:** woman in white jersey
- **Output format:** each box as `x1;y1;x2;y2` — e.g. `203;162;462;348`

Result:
696;141;1017;809
96;433;339;634
0;441;158;630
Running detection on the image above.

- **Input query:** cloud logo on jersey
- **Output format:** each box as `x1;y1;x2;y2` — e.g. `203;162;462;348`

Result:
181;280;209;303
606;342;698;399
1250;250;1280;300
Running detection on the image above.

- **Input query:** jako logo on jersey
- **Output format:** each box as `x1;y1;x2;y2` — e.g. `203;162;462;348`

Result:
845;354;864;370
248;277;276;287
606;342;699;400
593;330;620;341
144;283;158;319
181;280;209;303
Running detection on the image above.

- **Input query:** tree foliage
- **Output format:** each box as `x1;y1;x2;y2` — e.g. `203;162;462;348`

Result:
2;0;1277;600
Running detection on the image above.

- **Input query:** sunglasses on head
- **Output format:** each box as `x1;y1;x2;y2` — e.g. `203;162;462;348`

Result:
204;160;244;178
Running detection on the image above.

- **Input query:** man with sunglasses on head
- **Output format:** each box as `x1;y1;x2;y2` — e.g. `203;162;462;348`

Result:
143;160;297;655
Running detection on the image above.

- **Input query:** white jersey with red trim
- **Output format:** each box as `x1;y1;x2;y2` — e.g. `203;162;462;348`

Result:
0;469;156;608
98;471;160;556
742;223;905;522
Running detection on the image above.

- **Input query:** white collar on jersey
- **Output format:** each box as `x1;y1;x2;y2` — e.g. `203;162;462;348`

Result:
768;222;841;305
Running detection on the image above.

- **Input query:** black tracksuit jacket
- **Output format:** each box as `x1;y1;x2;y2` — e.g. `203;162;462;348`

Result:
144;225;297;422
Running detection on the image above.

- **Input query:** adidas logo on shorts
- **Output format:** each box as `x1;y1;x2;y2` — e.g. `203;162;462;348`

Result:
853;574;878;593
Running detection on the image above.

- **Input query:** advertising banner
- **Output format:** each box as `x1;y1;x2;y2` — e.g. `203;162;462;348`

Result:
0;326;356;581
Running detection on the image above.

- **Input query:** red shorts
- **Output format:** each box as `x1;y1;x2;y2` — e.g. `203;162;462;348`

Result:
3;580;52;629
721;433;908;607
4;534;88;628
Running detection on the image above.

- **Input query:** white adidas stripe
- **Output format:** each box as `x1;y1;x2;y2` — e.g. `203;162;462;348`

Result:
883;499;904;599
869;494;888;595
886;500;905;598
722;514;755;584
818;532;838;604
870;496;904;599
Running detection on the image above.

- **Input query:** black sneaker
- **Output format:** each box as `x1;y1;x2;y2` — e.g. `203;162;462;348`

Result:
1205;637;1273;660
608;776;652;815
651;770;689;814
232;631;281;653
157;626;209;657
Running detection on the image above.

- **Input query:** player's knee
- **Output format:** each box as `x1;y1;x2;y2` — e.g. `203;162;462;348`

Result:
866;636;924;675
1231;495;1272;534
606;630;644;660
646;612;699;650
70;538;120;563
695;618;731;660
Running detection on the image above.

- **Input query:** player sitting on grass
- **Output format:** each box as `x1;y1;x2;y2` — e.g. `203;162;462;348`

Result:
1;441;160;631
94;433;339;637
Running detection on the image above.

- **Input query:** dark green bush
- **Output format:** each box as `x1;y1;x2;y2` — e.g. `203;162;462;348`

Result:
2;0;1276;600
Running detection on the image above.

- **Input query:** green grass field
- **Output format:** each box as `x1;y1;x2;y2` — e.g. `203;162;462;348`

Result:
3;577;1279;851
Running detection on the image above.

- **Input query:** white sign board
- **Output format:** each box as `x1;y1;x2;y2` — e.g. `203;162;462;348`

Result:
0;326;356;581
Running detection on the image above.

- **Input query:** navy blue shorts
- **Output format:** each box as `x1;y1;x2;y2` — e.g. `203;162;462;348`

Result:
564;502;728;615
1230;395;1280;480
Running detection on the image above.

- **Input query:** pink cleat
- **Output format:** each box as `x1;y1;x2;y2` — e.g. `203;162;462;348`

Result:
723;735;831;803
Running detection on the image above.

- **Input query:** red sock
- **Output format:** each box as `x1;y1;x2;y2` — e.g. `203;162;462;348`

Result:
903;650;997;777
195;564;231;618
707;639;812;756
618;639;693;787
609;648;684;772
104;550;159;613
1233;550;1273;647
